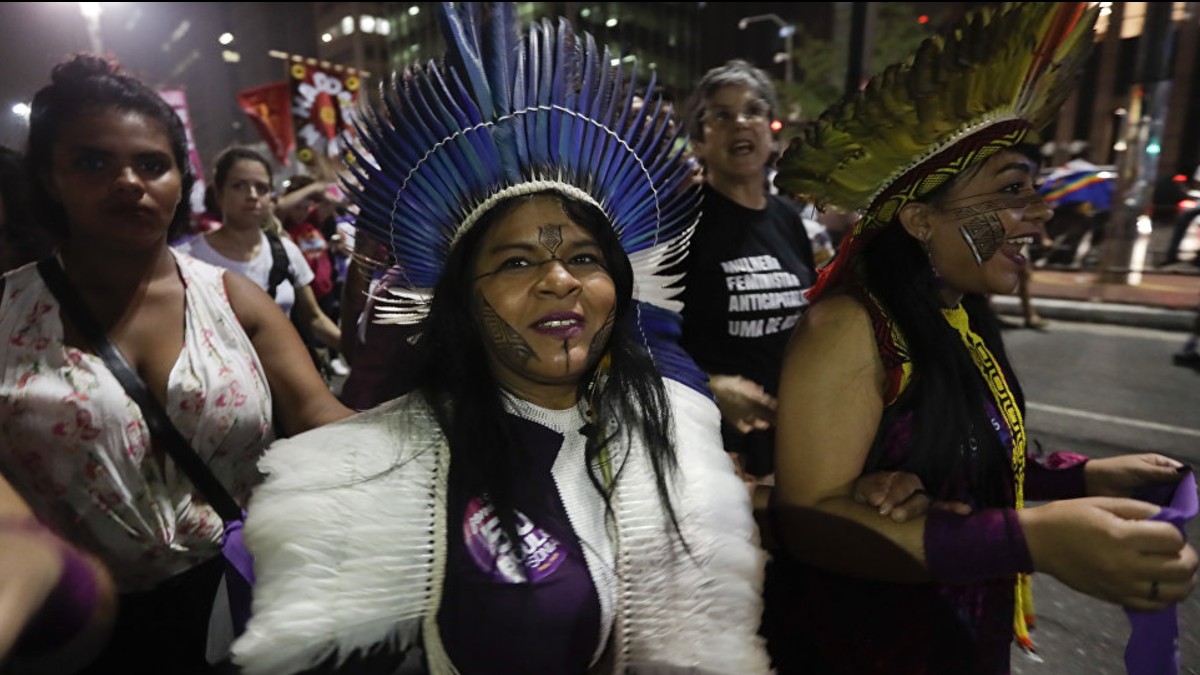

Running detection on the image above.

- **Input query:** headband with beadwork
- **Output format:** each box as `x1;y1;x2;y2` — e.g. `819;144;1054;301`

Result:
342;3;697;330
773;2;1099;300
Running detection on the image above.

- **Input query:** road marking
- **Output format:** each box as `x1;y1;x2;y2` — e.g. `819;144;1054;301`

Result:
1024;319;1187;342
1029;401;1200;438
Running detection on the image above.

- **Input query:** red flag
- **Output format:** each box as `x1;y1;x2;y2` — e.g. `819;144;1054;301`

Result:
236;81;295;165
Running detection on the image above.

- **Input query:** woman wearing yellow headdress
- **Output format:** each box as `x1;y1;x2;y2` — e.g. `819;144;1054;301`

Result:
765;4;1197;674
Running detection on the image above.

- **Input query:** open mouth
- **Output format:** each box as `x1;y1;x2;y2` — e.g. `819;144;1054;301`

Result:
535;318;580;329
532;319;583;340
730;140;754;155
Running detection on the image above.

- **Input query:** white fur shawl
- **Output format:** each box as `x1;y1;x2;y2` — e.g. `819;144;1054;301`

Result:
232;381;769;674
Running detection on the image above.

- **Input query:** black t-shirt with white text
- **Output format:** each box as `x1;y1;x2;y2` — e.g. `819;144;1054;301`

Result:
676;184;817;473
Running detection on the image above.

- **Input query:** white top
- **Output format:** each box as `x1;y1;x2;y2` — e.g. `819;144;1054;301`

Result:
175;232;314;318
0;253;274;590
232;380;770;675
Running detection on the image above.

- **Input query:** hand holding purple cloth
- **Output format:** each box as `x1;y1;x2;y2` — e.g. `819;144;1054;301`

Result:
1125;469;1198;675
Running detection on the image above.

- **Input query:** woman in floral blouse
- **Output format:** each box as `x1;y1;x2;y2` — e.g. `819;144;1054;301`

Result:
0;53;351;673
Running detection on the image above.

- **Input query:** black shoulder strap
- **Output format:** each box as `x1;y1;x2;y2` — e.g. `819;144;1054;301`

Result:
37;257;242;522
265;233;290;299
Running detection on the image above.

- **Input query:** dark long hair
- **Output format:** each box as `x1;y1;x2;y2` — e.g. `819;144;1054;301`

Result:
25;53;194;242
412;189;682;556
857;147;1035;508
0;146;51;272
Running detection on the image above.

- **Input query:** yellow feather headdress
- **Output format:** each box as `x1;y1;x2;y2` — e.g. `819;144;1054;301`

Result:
774;2;1099;299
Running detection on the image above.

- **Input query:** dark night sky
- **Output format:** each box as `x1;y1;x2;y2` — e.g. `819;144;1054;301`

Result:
0;3;100;149
0;2;318;166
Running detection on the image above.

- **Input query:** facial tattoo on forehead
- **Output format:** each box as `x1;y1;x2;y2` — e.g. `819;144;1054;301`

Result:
538;224;563;257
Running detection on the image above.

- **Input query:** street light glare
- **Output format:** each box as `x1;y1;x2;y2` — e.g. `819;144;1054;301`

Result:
218;32;234;45
12;102;31;121
736;14;795;86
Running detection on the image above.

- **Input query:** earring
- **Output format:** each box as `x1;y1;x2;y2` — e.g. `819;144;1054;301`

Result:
923;239;943;286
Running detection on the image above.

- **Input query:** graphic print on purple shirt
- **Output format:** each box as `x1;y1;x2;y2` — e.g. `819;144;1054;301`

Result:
463;496;566;583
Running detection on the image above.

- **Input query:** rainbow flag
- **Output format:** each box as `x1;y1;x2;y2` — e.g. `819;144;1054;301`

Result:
1039;170;1114;211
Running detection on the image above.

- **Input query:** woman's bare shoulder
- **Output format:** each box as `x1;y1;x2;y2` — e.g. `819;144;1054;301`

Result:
798;291;872;337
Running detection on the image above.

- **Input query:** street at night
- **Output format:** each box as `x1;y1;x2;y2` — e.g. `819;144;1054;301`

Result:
1005;320;1199;674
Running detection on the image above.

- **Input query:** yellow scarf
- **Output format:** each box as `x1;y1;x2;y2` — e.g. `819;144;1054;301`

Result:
942;305;1036;652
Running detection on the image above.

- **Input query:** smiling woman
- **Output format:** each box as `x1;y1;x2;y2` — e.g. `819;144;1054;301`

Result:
469;195;618;406
765;3;1198;674
226;4;771;674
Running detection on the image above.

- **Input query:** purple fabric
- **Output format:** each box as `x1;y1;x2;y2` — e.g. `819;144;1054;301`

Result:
438;413;601;673
222;512;256;636
925;508;1034;583
17;542;100;654
1124;470;1198;675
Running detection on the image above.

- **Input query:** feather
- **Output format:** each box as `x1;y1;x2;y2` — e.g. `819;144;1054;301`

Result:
775;2;1098;216
346;0;699;354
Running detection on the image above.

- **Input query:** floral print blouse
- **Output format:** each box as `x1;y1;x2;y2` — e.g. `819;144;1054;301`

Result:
0;252;273;591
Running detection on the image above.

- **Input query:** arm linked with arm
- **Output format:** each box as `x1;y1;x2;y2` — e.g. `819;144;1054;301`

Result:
772;294;934;582
773;296;1196;609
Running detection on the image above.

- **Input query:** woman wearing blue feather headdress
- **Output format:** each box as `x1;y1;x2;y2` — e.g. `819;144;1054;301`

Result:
229;4;772;673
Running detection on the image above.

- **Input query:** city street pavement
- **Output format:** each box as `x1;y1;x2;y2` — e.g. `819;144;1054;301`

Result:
1000;320;1199;674
992;266;1199;331
992;220;1200;332
991;224;1199;673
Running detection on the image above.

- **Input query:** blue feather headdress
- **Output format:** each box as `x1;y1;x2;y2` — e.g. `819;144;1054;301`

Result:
342;2;703;387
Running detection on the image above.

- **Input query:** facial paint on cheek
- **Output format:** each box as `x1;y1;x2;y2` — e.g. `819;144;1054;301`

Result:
948;192;1040;265
586;307;616;363
476;290;538;367
958;216;1004;265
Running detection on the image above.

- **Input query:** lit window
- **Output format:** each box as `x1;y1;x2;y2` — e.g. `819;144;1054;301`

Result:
408;6;420;16
218;32;234;45
361;15;376;32
341;15;355;35
377;19;391;36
